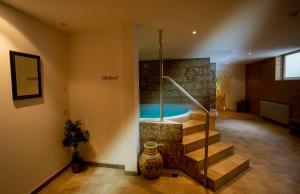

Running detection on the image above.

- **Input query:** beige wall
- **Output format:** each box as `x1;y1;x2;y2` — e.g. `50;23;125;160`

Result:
0;3;139;193
68;24;139;172
216;64;245;110
0;3;69;194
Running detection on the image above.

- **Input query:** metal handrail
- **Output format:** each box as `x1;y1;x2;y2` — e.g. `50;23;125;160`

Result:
163;75;210;188
163;76;209;114
159;30;164;121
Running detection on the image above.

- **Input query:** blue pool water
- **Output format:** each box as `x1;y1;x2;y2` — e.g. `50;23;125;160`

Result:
140;104;190;118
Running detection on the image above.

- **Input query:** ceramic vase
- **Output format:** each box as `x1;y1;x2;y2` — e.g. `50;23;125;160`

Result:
139;142;163;179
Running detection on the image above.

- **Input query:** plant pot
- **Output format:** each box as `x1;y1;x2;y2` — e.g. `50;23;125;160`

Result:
70;162;84;173
139;142;163;179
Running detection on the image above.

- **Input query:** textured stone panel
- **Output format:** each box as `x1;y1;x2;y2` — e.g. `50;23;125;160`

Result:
210;63;216;109
139;121;183;169
139;59;216;109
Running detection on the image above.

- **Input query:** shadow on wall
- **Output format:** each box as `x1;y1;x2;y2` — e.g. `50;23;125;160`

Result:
13;97;44;108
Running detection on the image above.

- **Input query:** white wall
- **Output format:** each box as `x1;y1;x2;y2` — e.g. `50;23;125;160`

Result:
0;3;140;193
68;24;139;172
216;63;245;110
0;3;69;194
121;24;140;172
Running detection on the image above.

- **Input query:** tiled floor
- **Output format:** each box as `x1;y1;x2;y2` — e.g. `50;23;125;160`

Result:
39;111;300;194
39;168;211;194
216;111;300;194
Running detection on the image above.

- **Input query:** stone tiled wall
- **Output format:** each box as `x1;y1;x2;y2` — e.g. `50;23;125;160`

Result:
139;121;183;169
246;58;300;119
139;59;216;110
210;63;216;109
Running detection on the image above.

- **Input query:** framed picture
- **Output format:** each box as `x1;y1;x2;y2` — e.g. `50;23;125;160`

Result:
9;51;42;100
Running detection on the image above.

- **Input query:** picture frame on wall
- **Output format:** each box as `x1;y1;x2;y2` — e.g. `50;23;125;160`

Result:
9;51;42;100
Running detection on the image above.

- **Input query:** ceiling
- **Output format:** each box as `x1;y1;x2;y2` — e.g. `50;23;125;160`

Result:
1;0;300;67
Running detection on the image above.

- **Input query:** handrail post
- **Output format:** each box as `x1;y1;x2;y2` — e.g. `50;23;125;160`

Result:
159;29;164;121
203;113;209;187
162;75;210;188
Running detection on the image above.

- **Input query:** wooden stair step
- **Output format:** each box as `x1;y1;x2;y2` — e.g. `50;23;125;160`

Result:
183;130;220;145
190;111;206;121
182;130;221;153
202;153;250;191
183;119;205;129
182;119;206;136
181;142;235;183
185;142;234;163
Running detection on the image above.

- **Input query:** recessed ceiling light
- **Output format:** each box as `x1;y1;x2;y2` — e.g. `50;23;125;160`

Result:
248;52;252;55
192;30;197;35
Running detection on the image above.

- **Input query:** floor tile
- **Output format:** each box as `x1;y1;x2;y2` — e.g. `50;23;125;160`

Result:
39;112;300;194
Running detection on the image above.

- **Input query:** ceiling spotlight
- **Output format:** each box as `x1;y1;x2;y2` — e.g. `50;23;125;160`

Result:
248;52;252;55
192;30;197;35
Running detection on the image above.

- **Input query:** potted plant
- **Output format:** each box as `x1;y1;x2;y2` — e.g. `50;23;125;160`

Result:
62;119;90;173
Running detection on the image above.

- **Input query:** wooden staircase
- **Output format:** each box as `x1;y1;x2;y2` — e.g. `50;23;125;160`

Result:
180;112;249;191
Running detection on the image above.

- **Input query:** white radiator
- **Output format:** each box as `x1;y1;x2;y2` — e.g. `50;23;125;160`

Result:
260;101;290;124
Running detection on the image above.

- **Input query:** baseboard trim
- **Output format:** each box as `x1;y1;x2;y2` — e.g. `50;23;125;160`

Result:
85;161;138;176
31;161;136;193
124;171;138;176
85;161;125;169
30;162;70;194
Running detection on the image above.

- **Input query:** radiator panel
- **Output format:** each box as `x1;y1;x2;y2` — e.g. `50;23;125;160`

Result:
260;101;290;125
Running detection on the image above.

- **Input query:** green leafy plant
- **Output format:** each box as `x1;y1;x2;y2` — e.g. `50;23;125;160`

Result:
62;119;90;163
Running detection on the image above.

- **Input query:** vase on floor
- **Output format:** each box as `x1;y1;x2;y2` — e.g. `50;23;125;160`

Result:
139;142;163;179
